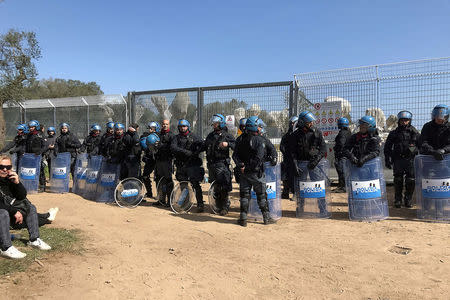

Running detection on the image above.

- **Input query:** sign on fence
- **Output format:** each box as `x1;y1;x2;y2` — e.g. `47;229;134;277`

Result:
313;101;343;141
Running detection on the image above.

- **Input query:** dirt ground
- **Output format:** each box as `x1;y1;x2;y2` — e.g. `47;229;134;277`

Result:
0;183;449;300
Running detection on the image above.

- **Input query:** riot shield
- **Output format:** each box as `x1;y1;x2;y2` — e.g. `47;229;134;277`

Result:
83;155;103;200
73;153;89;195
95;159;120;203
49;152;71;193
248;163;282;221
208;181;220;214
294;159;331;219
344;157;388;221
156;176;173;205
115;178;146;208
18;153;41;194
170;181;195;213
415;154;450;222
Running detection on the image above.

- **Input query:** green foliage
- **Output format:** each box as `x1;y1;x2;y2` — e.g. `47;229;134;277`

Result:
0;29;41;104
23;78;103;99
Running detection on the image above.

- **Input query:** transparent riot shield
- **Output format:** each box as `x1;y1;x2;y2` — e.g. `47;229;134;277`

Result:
248;162;282;221
18;153;41;194
156;176;173;206
415;154;450;222
170;181;195;213
115;178;146;208
208;181;219;214
10;153;17;173
49;152;71;193
95;160;120;203
294;159;331;219
83;156;103;200
73;153;89;195
344;157;388;221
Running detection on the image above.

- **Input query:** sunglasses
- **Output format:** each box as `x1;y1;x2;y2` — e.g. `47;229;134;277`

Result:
0;165;12;170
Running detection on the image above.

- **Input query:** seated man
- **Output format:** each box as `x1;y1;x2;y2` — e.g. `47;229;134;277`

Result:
0;154;51;259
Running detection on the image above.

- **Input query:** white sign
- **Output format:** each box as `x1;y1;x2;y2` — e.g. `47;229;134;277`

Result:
313;101;343;141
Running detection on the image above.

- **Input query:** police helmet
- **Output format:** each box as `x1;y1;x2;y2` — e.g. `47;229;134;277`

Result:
106;121;115;129
297;111;316;128
147;121;161;133
432;104;449;121
359;115;376;133
210;114;226;129
60;122;70;129
397;111;412;121
28;120;40;131
337;117;349;129
114;123;125;130
245;116;261;132
47;126;56;133
178;119;190;131
91;124;101;131
146;133;160;147
16;124;26;131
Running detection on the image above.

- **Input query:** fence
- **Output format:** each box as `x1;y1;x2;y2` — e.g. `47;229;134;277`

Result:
294;57;450;132
130;81;294;140
3;94;128;140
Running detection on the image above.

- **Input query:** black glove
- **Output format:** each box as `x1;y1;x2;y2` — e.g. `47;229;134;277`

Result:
184;150;193;157
432;149;445;161
356;159;364;168
270;157;277;166
307;159;319;170
350;155;359;165
385;157;392;169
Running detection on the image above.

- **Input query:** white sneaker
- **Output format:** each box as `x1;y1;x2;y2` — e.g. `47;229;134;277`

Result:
27;238;51;250
47;207;59;221
0;246;27;259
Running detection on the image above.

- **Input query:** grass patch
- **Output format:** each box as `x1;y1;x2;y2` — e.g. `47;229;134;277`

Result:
0;227;84;276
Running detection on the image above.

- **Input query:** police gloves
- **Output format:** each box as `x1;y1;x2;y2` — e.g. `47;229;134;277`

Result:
307;159;319;170
385;157;392;169
356;159;365;168
432;149;445;161
350;155;359;166
270;157;277;166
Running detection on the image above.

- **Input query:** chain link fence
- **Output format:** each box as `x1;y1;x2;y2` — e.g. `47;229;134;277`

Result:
3;94;128;141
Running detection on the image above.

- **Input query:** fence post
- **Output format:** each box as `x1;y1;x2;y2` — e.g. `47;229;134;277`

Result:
129;92;135;125
198;88;203;137
289;81;294;117
47;99;56;128
375;65;380;127
81;97;89;135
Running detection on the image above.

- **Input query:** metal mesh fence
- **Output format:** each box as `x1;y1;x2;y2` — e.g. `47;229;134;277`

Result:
3;94;127;141
132;89;200;135
294;57;450;131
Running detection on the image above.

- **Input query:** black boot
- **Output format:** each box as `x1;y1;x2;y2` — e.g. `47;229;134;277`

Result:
142;177;153;198
393;176;404;208
237;218;247;227
262;211;276;225
404;178;415;208
281;181;290;199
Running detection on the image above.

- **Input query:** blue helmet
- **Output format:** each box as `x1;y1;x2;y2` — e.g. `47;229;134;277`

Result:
245;116;261;132
139;137;148;149
106;121;115;129
432;104;449;121
91;124;101;131
359;115;376;133
178;119;190;131
297;111;316;128
289;116;299;123
60;122;70;129
47;126;56;133
210;114;226;129
337;117;349;129
147;121;161;133
114;123;125;130
397;111;412;121
16;124;26;131
239;118;247;128
146;133;160;147
28;120;40;131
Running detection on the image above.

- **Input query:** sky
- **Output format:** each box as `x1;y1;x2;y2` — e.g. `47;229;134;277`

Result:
1;0;449;95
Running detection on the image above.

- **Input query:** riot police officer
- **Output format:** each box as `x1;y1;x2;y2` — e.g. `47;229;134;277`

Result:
170;119;205;212
238;118;247;136
1;124;27;157
140;121;160;198
122;123;142;179
344;115;381;167
419;104;449;160
80;124;102;156
333;117;352;193
153;119;175;206
204;114;236;215
259;123;277;166
384;111;420;208
99;121;115;157
42;126;57;185
280;116;297;199
24;120;46;190
54;123;81;177
233;116;275;226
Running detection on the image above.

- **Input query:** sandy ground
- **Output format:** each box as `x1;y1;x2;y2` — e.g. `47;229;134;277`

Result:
0;183;449;300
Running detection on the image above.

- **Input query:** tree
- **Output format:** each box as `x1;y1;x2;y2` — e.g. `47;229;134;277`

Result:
0;29;41;143
23;78;103;99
